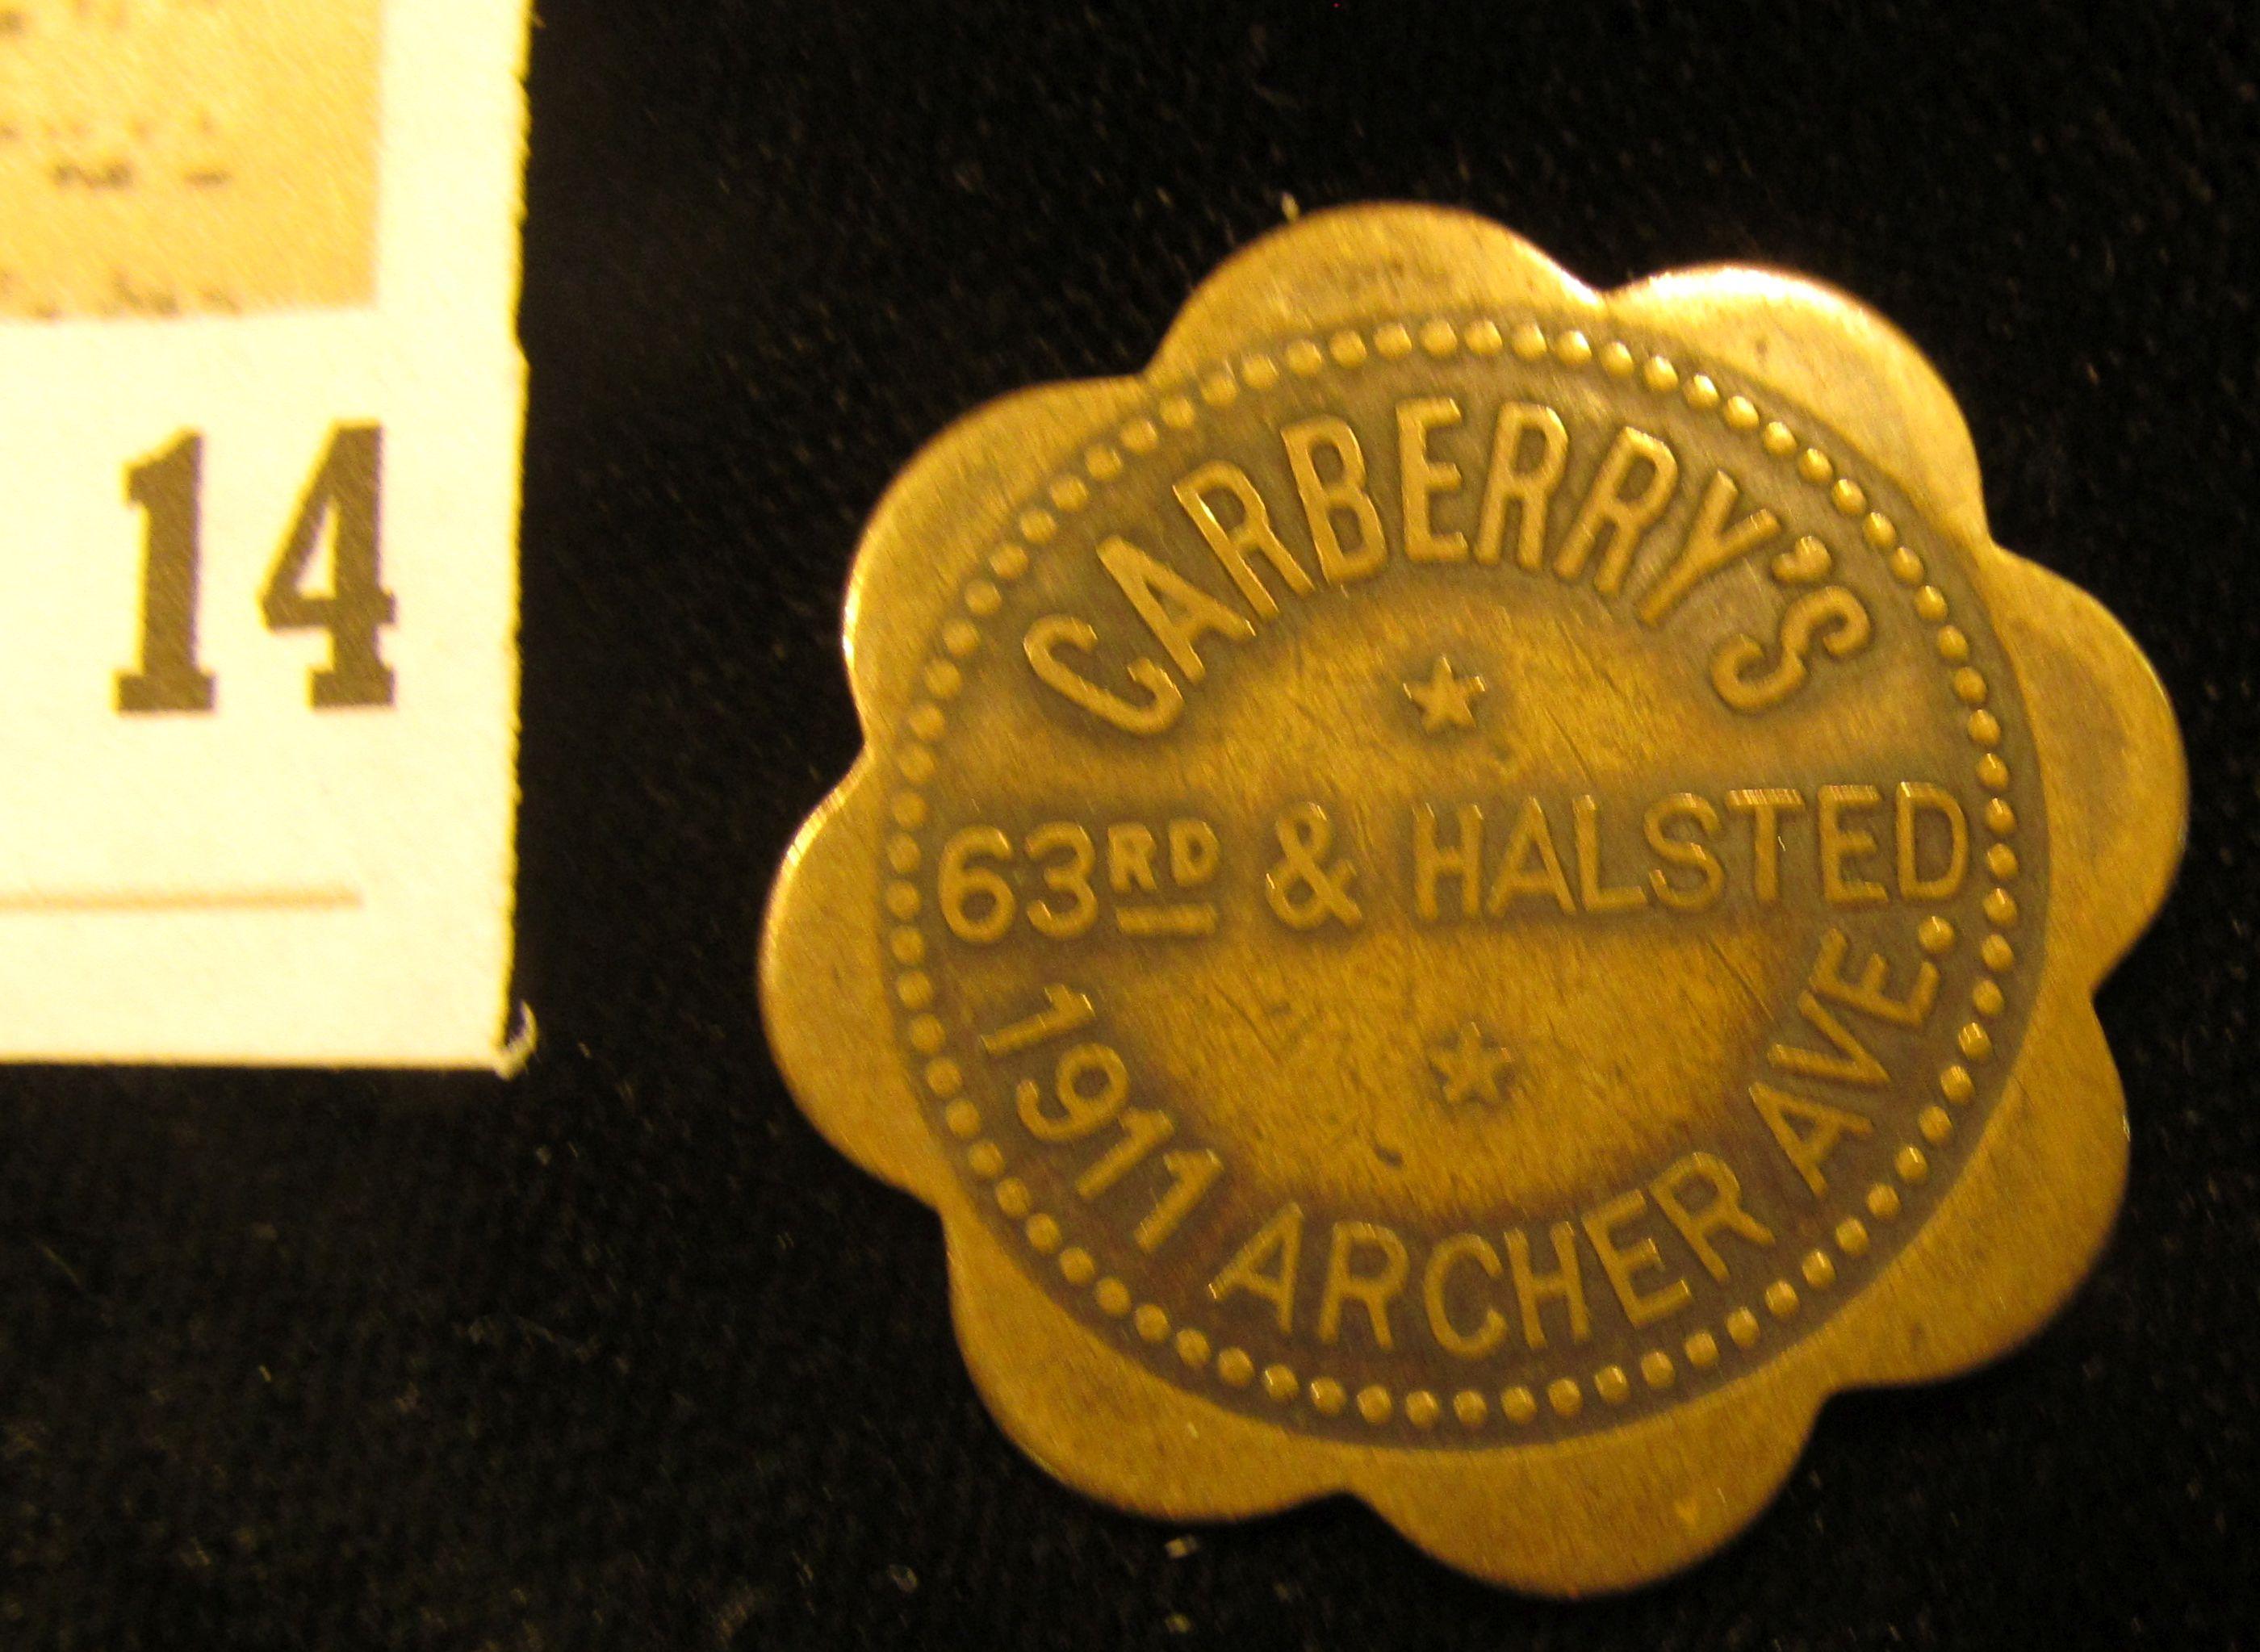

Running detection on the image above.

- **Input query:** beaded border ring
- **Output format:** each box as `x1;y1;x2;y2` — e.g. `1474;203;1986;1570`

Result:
763;205;2185;1593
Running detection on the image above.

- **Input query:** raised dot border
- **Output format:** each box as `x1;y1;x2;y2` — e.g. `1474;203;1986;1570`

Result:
879;313;2036;1435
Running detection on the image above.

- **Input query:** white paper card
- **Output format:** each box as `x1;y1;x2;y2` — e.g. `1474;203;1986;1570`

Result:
0;0;529;1067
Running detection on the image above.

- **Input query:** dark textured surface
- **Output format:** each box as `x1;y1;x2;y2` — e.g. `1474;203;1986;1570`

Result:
3;2;2255;1646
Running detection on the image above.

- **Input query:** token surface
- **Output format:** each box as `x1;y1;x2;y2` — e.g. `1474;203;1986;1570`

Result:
760;206;2184;1592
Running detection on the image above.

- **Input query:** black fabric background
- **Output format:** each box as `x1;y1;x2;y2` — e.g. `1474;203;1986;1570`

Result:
3;2;2255;1646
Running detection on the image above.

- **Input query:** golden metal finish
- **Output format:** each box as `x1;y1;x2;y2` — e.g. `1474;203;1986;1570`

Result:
760;206;2185;1593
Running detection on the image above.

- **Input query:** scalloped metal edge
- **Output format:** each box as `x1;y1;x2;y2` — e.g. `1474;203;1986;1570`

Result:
759;205;2186;1594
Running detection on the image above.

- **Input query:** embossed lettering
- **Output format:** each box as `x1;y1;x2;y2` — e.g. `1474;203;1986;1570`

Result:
1726;788;1805;904
1554;425;1678;596
1749;1081;1875;1198
1897;781;1969;900
1266;803;1362;930
1023;614;1183;735
1025;822;1099;939
939;826;1016;943
1810;927;1938;1027
1132;1145;1224;1253
1018;1043;1129;1142
979;983;1096;1057
1317;1221;1409;1349
1114;817;1223;936
1207;1203;1304;1334
1098;535;1255;683
1581;1190;1693;1329
1649;1152;1776;1282
1768;990;1890;1087
1636;469;1782;626
1644;793;1725;911
1473;402;1569;570
1280;416;1386;584
1505;1221;1590;1350
1573;794;1649;913
1168;818;1220;886
1818;784;1888;907
1172;460;1314;617
1412;802;1483;920
1396;397;1468;563
1711;583;1873;713
1106;822;1160;894
1486;797;1576;915
1074;1105;1173;1198
1409;787;1971;922
1422;1233;1509;1358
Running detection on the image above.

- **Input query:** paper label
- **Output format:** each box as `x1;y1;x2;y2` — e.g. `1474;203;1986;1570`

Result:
0;0;529;1067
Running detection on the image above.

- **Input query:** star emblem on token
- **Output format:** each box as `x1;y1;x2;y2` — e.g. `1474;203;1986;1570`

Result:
1429;1023;1513;1105
761;205;2185;1593
1404;655;1485;732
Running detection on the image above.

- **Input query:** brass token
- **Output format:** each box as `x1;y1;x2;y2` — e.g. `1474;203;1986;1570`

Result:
760;207;2185;1592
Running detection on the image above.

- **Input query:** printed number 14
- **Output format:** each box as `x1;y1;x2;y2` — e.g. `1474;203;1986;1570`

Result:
117;423;395;713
